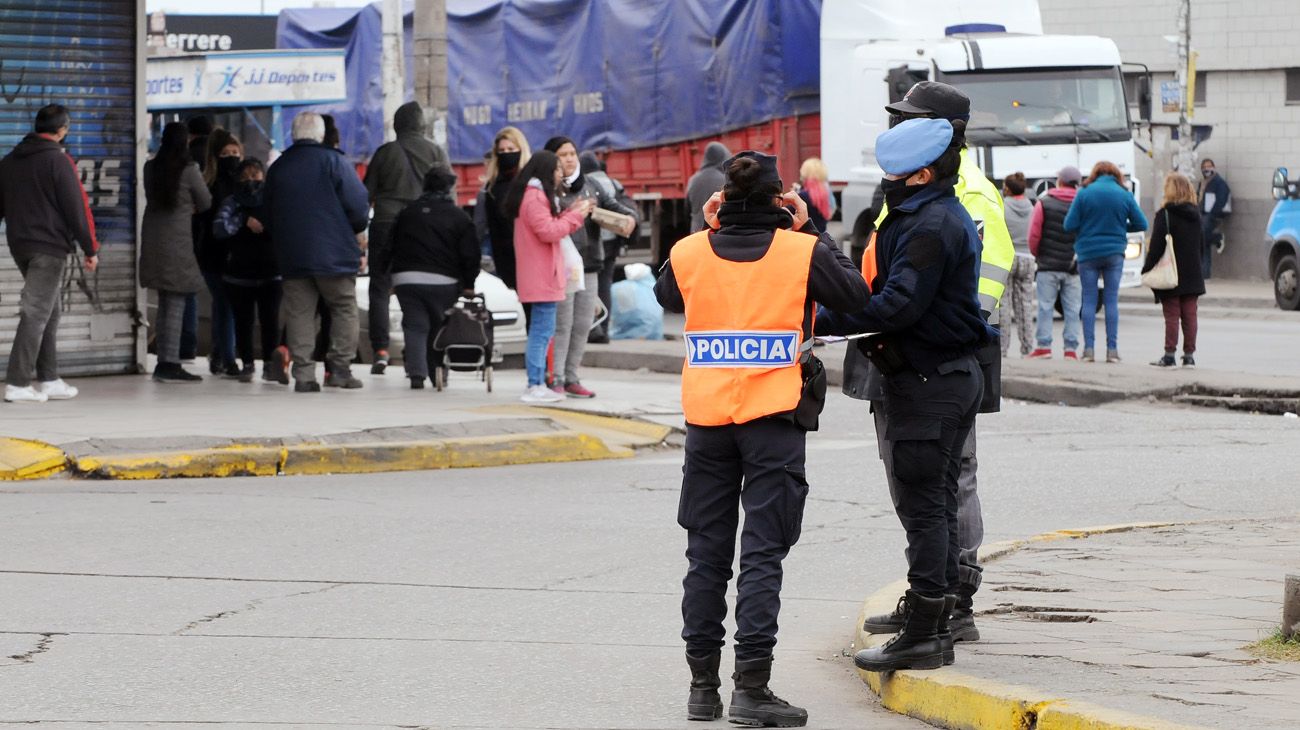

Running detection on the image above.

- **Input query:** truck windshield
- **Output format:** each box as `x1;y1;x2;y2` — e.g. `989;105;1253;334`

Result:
940;67;1131;146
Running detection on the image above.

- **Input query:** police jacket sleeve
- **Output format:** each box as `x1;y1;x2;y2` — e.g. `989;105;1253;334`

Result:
654;260;685;313
820;232;946;335
807;234;870;312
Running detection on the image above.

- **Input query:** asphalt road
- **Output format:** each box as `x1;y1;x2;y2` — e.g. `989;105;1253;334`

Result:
2;389;1298;727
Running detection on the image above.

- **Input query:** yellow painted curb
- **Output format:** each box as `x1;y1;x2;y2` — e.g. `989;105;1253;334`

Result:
75;446;284;480
852;521;1211;730
279;431;627;476
0;437;68;481
475;405;678;446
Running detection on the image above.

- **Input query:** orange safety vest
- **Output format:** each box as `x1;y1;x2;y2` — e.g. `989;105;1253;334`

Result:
861;231;879;291
671;228;815;427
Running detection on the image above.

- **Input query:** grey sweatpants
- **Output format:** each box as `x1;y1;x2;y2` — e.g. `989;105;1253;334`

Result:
873;406;983;596
281;276;358;383
552;272;598;385
6;251;66;387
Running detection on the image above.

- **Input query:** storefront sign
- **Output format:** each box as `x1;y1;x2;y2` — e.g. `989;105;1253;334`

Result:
146;50;347;109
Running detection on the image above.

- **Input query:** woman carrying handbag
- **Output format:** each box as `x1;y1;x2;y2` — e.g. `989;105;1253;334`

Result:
1141;172;1206;368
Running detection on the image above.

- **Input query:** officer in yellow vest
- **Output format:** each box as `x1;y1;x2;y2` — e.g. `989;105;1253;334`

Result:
655;151;869;727
843;82;1013;645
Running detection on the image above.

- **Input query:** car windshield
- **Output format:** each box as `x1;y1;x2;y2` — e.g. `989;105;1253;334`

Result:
940;67;1131;146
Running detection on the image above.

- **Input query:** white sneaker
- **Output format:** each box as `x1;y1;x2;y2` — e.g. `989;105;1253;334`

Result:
39;379;78;400
520;384;564;404
4;384;48;403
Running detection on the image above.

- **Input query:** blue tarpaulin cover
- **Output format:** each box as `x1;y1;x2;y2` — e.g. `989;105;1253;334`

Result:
277;0;820;163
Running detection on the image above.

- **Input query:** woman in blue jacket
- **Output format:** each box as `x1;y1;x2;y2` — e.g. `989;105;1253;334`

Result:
1063;161;1147;363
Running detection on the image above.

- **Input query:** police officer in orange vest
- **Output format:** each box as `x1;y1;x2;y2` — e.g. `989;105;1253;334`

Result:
655;151;870;727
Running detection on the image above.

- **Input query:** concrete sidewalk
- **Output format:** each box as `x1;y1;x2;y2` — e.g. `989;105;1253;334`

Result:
0;366;685;480
855;519;1300;730
1119;279;1277;311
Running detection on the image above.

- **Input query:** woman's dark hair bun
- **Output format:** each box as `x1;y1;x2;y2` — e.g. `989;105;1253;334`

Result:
724;156;778;201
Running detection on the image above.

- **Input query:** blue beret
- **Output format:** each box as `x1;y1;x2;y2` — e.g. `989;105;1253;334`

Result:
876;118;954;177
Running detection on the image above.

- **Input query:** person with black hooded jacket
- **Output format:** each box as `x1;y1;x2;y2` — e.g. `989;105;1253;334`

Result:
543;136;637;398
686;141;731;233
1142;172;1206;368
389;165;482;390
363;101;449;372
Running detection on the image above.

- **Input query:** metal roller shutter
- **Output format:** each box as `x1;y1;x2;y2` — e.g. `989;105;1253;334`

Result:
0;0;142;377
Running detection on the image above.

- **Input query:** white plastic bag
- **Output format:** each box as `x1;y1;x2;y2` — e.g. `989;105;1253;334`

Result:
560;235;585;293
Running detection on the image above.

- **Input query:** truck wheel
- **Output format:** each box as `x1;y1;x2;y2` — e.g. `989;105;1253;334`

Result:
1275;254;1300;310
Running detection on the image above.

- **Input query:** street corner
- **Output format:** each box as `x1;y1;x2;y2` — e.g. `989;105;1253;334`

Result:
73;445;284;480
278;430;629;477
473;404;681;449
0;437;68;481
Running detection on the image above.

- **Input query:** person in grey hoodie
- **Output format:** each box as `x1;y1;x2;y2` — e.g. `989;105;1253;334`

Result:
999;172;1036;357
363;101;449;373
685;141;730;233
0;104;98;403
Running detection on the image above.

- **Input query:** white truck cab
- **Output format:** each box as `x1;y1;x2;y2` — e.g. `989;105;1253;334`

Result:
822;0;1145;286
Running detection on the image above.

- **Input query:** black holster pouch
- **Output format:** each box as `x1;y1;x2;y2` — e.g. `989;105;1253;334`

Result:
856;334;910;376
793;351;827;432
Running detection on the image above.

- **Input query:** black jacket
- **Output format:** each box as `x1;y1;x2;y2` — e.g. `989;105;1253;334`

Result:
0;134;97;258
364;102;447;225
654;204;870;335
1142;202;1206;300
214;185;278;282
1035;193;1077;273
264;141;370;279
557;173;637;273
818;181;994;376
390;191;481;291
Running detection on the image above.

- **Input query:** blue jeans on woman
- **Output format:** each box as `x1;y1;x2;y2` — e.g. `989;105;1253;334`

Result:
1078;253;1124;352
525;301;559;386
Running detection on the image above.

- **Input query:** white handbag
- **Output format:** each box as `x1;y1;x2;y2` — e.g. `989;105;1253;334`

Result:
560;235;585;294
1140;210;1179;290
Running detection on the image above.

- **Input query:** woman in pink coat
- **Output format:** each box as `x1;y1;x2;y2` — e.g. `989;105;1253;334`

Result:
503;150;593;403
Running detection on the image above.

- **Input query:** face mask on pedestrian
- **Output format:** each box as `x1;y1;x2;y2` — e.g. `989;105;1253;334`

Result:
240;179;263;195
497;151;521;172
880;175;928;209
1202;167;1215;179
218;155;242;178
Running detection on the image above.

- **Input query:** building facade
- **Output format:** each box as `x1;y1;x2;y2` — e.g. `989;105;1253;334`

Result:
1041;0;1300;280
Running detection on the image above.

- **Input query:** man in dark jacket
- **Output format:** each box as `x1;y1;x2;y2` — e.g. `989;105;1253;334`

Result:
264;112;370;392
0;104;98;403
685;142;730;233
1197;159;1231;280
581;151;640;343
1026;166;1082;359
363;101;448;373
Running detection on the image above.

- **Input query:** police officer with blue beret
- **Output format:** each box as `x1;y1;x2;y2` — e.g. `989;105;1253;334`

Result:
817;118;995;671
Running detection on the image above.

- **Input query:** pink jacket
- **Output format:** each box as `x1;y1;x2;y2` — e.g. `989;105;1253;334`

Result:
512;182;586;303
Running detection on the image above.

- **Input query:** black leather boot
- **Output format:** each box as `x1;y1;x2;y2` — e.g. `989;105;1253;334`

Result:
728;657;808;728
937;594;957;665
950;585;981;643
862;594;906;634
854;590;946;672
686;651;723;721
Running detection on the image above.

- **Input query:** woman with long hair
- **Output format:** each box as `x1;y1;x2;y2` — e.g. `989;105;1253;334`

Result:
479;126;531;290
1063;161;1148;362
141;121;212;383
796;157;834;232
1143;173;1205;368
503;150;592;403
198;128;242;377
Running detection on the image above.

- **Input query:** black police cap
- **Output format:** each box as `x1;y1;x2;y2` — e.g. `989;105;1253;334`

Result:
885;81;971;121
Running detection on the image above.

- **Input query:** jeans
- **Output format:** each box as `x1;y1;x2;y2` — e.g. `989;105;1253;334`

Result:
525;301;558;386
5;251;66;387
202;270;236;366
1201;218;1221;280
1078;254;1123;352
1035;270;1082;350
281;276;359;383
1161;295;1199;354
552;273;598;384
394;283;460;379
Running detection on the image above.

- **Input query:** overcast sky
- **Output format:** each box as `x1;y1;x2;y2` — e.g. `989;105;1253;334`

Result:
146;0;350;14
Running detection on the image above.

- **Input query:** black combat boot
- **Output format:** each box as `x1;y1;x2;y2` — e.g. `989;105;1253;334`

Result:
862;594;907;634
728;657;808;728
937;594;957;665
686;651;723;721
854;590;946;672
950;585;981;643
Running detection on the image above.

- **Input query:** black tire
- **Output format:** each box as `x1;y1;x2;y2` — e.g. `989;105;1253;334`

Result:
1275;254;1300;310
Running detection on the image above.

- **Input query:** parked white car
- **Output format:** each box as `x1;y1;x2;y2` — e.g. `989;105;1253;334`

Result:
355;270;527;363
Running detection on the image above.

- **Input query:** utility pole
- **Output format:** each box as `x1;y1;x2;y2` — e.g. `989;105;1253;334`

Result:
413;0;449;148
1175;0;1196;178
381;0;405;143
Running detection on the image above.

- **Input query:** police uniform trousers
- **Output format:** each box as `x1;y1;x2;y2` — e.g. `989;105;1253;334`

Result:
875;355;982;598
679;416;809;661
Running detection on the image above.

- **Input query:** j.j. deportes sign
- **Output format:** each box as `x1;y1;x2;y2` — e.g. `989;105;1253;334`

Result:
146;51;347;110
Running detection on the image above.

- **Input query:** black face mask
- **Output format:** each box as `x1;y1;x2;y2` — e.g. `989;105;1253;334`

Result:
217;155;242;178
240;180;263;196
497;151;521;172
1201;168;1214;179
881;176;927;209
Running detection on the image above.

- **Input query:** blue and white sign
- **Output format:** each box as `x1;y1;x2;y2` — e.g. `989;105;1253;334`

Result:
685;331;801;369
146;50;348;110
